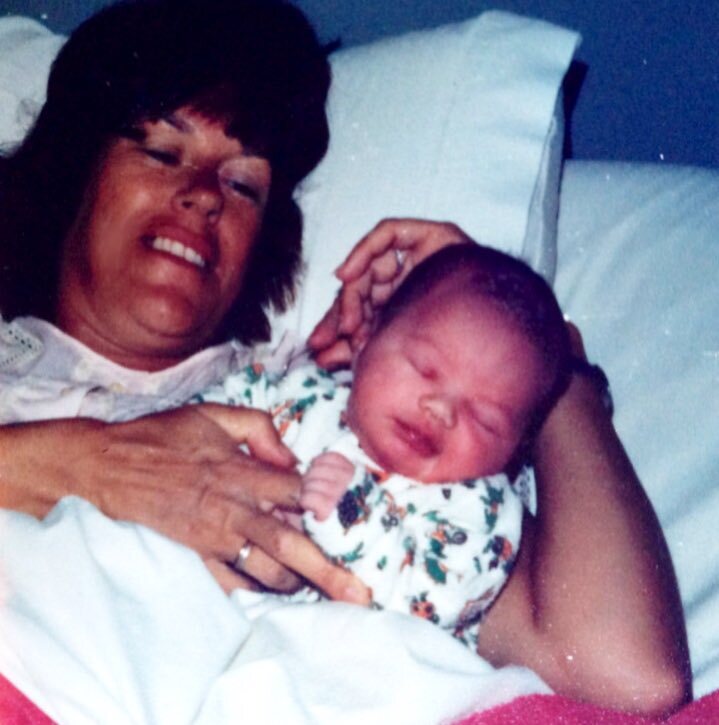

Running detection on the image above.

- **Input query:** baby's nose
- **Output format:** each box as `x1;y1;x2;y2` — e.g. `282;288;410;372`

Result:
420;394;457;428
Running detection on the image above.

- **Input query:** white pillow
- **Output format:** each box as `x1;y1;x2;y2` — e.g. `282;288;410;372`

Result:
0;17;64;151
280;10;579;338
0;11;579;340
554;160;719;697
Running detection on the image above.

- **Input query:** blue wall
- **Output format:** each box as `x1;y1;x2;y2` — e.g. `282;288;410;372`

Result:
2;0;716;168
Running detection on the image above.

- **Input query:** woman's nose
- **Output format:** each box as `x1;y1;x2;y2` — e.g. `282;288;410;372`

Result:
419;394;457;428
175;167;223;221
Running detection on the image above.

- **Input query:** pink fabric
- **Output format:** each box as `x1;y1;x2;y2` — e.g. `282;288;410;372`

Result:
454;690;719;724
0;676;55;725
2;671;718;724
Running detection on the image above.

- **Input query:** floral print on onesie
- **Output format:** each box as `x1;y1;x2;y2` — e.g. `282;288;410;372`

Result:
196;355;527;650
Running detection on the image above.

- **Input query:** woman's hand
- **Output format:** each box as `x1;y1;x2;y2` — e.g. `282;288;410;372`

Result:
309;218;472;368
0;405;370;604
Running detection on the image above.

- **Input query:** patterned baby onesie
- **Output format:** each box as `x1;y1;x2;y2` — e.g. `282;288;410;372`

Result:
197;355;526;648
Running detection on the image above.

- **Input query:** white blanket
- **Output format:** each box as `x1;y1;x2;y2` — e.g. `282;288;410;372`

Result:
0;497;550;725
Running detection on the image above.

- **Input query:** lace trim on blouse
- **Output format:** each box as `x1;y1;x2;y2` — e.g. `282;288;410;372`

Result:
0;319;43;372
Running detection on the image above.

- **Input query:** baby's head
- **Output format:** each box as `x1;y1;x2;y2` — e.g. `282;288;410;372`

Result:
346;243;570;482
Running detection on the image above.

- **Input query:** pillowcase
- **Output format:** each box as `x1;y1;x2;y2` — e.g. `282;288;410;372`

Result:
0;16;64;151
553;159;719;698
0;11;579;340
277;10;579;338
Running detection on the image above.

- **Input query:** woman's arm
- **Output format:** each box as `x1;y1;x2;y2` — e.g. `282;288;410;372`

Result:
0;405;370;604
476;369;692;717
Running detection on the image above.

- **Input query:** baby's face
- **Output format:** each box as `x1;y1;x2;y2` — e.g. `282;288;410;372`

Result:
346;287;546;482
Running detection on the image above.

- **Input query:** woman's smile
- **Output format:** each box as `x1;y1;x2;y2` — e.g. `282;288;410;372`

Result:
146;235;209;270
141;214;220;272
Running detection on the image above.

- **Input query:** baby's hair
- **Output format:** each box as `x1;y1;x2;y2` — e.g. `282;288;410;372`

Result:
377;242;571;425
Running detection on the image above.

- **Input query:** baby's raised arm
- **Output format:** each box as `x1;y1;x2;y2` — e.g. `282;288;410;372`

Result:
301;452;356;521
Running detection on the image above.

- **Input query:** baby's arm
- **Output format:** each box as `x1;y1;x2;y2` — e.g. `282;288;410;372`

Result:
301;452;356;521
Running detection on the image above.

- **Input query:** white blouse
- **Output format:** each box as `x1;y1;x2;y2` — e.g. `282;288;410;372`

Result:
0;315;248;424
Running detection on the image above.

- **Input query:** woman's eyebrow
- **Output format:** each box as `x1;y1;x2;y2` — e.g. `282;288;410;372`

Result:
158;112;269;162
161;112;189;132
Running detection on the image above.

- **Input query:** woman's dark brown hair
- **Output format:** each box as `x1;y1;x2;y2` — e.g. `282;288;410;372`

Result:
0;0;331;344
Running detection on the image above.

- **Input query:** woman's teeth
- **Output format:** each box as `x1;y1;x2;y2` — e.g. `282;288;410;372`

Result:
150;237;206;269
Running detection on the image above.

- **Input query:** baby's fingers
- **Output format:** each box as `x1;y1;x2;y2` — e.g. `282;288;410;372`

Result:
300;487;340;522
308;452;355;479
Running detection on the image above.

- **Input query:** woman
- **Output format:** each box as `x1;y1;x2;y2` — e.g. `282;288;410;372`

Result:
0;0;357;598
0;0;689;715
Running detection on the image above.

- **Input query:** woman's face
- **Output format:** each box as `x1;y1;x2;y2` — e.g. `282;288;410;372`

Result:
56;107;272;370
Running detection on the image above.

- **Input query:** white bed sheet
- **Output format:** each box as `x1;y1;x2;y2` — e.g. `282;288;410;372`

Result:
555;159;719;697
0;497;549;725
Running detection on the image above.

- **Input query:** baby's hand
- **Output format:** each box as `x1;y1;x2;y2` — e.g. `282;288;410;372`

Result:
302;452;355;521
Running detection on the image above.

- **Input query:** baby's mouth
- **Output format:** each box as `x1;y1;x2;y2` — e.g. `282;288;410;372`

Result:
147;236;208;269
392;419;439;458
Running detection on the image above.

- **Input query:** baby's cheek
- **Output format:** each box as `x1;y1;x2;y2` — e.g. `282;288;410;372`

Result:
453;428;494;479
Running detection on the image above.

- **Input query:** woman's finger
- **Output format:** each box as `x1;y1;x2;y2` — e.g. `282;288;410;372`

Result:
197;404;297;469
223;455;303;511
362;247;404;284
308;294;342;351
336;218;471;282
222;541;303;593
205;557;260;594
351;321;372;354
338;273;371;335
334;218;402;282
336;217;430;282
312;339;353;370
369;280;397;307
236;511;371;605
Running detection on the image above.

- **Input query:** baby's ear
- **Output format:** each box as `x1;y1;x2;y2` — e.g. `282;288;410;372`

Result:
349;325;373;363
350;313;387;371
349;343;365;374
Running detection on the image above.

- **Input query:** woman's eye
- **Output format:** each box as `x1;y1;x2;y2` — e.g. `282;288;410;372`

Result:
143;148;180;166
224;177;262;203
